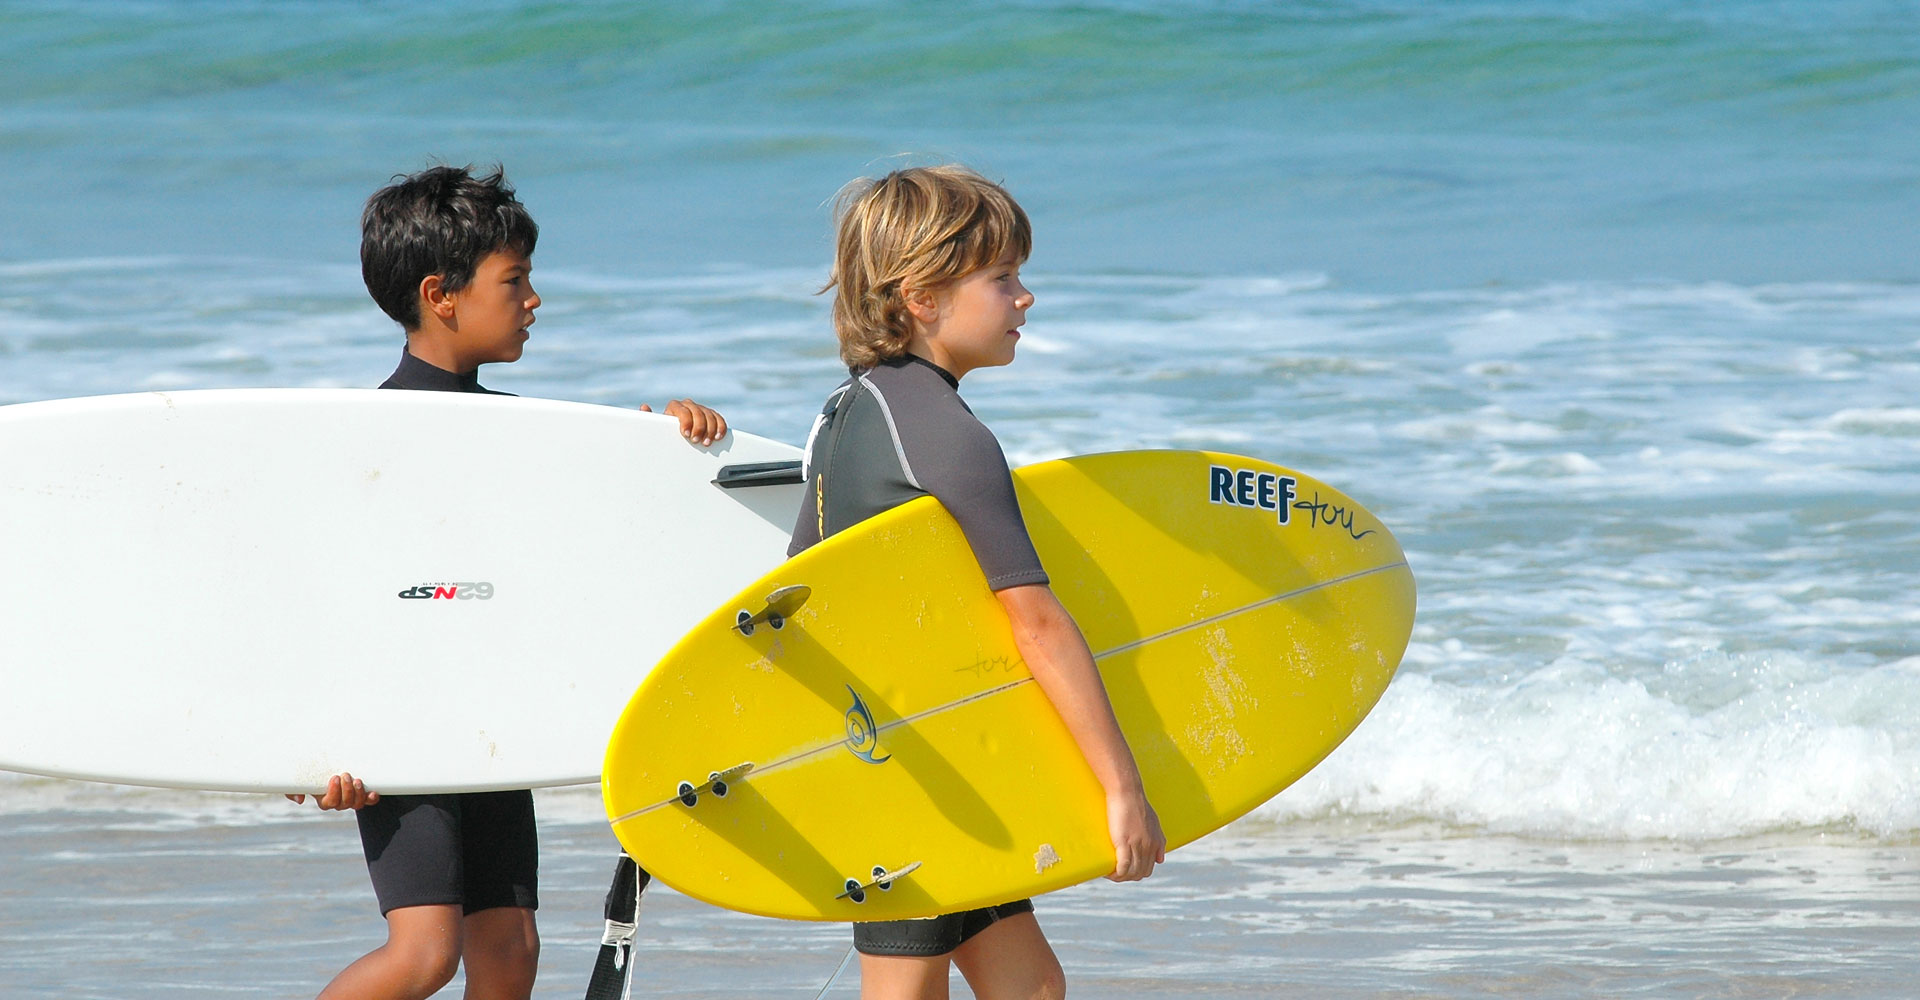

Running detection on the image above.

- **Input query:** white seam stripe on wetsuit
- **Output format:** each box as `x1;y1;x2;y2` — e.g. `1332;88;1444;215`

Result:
857;373;924;492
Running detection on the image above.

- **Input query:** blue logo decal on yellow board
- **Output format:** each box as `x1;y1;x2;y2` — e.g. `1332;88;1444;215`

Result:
843;685;890;764
1209;464;1296;523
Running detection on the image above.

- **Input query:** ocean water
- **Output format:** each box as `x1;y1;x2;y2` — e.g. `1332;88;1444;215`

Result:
2;2;1916;997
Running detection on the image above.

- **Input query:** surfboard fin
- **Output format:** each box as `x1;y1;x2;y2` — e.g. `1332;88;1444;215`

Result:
673;761;754;807
733;585;811;635
836;861;922;903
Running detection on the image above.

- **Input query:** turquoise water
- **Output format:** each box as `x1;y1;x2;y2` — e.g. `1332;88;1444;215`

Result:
2;2;1917;996
4;1;1916;284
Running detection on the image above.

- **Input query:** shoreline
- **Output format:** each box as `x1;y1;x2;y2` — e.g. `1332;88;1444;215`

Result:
3;784;1915;998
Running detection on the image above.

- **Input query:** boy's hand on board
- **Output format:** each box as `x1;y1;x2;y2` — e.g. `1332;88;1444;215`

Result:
284;772;380;811
1105;789;1167;883
641;399;728;447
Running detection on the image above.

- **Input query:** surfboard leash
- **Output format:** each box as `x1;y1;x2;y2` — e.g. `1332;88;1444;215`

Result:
583;852;650;1000
812;945;857;999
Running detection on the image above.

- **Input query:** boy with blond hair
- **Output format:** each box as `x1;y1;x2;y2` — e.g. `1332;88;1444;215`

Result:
789;164;1165;1000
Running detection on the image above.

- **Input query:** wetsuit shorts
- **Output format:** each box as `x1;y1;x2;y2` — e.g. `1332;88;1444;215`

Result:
355;790;539;915
852;899;1035;957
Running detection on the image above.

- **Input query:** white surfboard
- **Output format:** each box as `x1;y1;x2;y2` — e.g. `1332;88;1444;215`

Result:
0;389;803;794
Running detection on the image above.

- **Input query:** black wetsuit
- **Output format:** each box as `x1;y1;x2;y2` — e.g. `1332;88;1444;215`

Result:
378;349;514;395
789;353;1045;956
354;350;539;916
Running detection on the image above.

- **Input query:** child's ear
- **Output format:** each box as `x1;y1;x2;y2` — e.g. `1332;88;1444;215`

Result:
902;284;940;326
420;274;457;320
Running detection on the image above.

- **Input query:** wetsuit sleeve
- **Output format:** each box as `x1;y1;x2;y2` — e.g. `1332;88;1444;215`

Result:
900;414;1049;591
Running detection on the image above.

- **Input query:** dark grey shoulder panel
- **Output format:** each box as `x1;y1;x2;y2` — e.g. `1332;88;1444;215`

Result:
859;364;1049;590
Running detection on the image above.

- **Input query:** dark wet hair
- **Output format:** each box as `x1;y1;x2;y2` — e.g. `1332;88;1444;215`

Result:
360;164;539;330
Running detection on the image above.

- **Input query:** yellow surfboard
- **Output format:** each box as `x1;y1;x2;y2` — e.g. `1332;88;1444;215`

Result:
603;450;1414;921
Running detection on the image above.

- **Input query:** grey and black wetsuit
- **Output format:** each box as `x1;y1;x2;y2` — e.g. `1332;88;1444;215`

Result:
788;352;1046;955
353;349;539;916
788;354;1048;589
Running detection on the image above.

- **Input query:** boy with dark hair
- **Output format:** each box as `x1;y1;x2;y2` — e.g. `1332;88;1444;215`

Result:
792;164;1166;1000
290;164;724;1000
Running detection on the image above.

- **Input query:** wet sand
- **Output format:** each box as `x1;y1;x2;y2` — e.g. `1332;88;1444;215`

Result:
2;784;1913;998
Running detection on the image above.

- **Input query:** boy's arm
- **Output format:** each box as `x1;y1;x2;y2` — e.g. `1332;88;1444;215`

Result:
285;772;380;811
995;582;1166;882
639;399;728;447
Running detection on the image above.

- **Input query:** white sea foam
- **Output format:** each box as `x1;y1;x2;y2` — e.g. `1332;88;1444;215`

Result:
1484;449;1605;478
1825;407;1920;437
1392;406;1562;443
1263;653;1920;840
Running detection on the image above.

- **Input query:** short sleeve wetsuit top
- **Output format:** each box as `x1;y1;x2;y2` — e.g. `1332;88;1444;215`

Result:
788;353;1046;955
353;349;540;917
788;354;1048;588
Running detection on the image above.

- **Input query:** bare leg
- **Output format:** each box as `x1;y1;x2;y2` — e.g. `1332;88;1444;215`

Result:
317;903;463;1000
952;913;1065;1000
859;952;952;1000
460;906;539;1000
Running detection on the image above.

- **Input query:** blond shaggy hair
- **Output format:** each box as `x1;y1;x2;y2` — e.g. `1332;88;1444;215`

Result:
825;165;1032;370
